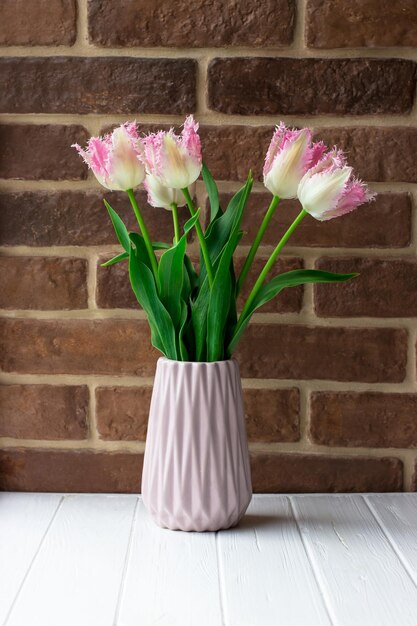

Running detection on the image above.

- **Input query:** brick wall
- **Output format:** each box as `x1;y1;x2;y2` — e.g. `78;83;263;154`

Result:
0;0;416;493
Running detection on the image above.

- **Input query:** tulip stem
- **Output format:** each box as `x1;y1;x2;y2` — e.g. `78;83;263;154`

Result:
127;189;159;281
236;195;280;295
238;208;307;327
182;186;214;289
170;203;180;245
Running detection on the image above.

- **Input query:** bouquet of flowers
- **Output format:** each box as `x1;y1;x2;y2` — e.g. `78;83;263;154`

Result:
74;117;375;363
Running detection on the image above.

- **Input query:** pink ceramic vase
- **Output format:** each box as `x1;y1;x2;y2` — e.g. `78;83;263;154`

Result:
141;358;252;532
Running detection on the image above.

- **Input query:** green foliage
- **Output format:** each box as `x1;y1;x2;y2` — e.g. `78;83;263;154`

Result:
202;162;220;223
104;168;359;363
227;269;358;356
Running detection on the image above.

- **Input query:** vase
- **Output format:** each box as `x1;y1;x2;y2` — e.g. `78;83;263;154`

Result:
141;357;252;532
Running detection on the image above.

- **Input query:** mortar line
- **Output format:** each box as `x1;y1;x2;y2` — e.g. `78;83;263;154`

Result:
87;382;100;443
1;45;417;60
1;112;417;128
87;250;98;310
298;382;310;443
0;435;415;459
293;0;307;52
1;307;416;327
75;0;88;49
2;372;416;392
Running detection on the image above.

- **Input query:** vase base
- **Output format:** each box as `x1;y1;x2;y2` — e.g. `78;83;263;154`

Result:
144;495;252;532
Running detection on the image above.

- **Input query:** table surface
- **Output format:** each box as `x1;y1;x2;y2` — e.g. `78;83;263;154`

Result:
1;493;417;626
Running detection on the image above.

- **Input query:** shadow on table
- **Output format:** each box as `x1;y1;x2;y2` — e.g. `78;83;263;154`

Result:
236;513;285;531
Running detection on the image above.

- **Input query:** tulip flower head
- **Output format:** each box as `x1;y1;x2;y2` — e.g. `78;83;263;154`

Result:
144;174;191;210
297;149;375;221
263;123;326;199
141;115;202;190
73;122;145;191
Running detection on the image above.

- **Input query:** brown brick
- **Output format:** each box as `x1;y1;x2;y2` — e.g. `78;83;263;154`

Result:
0;385;88;440
244;388;300;442
251;453;402;492
96;386;152;441
0;449;142;492
88;0;295;47
235;256;304;313
97;255;137;309
315;257;417;318
201;125;273;181
237;324;407;382
0;257;88;310
0;124;89;180
411;463;417;491
208;58;416;115
306;0;417;48
0;190;194;247
0;57;196;114
310;391;417;449
235;192;412;248
314;128;417;183
0;0;77;46
0;319;158;376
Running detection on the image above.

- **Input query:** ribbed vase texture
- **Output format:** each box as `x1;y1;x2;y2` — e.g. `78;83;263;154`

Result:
142;358;252;531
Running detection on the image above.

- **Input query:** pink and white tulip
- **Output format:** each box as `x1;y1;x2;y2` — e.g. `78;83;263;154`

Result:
297;149;375;221
263;123;326;199
144;174;190;210
141;115;202;190
73;123;145;191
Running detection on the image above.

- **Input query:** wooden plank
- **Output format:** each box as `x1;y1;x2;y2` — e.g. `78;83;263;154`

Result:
215;495;332;626
291;494;417;626
0;493;62;624
5;494;137;626
117;499;223;626
365;494;417;583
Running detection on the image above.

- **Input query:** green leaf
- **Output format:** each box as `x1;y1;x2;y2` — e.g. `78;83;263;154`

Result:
227;269;358;356
157;210;200;331
152;241;171;250
100;252;129;267
104;199;130;252
191;273;210;362
202;183;252;284
202;162;220;223
178;299;190;361
184;254;198;295
206;174;253;361
183;208;201;236
158;236;187;328
129;243;177;360
129;232;152;268
206;237;234;361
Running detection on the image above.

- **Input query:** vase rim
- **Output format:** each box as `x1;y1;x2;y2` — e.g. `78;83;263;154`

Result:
158;357;236;366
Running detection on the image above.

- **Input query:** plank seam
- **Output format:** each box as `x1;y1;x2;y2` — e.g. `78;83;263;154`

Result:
288;496;337;626
362;496;417;590
215;531;228;626
2;495;65;626
112;495;140;626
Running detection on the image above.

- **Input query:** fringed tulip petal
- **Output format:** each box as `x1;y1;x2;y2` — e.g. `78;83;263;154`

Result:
72;123;145;191
298;149;376;221
144;174;189;210
141;115;202;189
263;123;326;199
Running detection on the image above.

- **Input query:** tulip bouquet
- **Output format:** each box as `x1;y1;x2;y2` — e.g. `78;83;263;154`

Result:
74;117;375;363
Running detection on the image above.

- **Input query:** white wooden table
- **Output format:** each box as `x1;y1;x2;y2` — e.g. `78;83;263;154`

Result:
1;493;417;626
